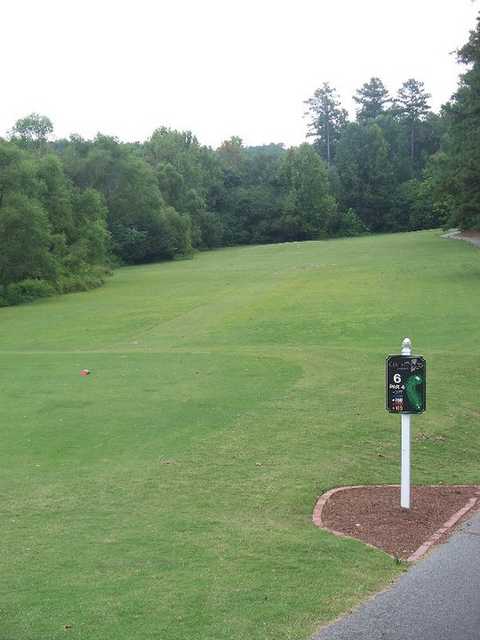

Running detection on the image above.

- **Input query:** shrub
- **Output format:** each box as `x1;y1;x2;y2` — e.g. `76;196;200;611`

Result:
4;279;55;305
57;265;110;294
325;207;367;237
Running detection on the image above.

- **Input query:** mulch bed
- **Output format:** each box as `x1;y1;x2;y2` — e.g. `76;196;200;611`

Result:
319;485;480;560
460;230;480;240
456;230;480;248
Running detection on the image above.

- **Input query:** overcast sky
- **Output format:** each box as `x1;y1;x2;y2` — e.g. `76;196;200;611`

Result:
1;0;478;148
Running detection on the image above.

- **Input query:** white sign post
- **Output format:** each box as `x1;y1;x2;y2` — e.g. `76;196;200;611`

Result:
400;337;412;509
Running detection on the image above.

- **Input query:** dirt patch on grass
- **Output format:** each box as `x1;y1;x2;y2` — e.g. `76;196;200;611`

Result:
314;485;480;561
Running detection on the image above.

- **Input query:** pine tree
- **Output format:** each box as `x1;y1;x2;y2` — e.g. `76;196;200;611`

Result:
395;79;431;162
353;77;390;122
304;83;348;166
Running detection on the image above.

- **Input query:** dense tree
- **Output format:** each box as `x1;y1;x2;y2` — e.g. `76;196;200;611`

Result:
0;142;56;287
143;127;223;247
277;144;336;240
0;134;111;305
353;77;390;122
336;123;395;231
216;136;246;187
374;112;412;183
37;154;75;238
69;188;110;268
0;193;56;286
394;177;443;231
304;83;348;165
106;151;191;263
420;151;457;228
394;79;431;163
144;128;208;206
9;113;54;152
213;140;285;245
441;14;480;229
0;141;39;206
55;134;192;262
7;15;477;308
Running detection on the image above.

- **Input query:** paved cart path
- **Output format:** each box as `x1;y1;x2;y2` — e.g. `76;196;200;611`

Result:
314;511;480;640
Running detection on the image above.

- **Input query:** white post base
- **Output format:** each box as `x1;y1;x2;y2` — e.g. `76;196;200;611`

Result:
401;414;411;509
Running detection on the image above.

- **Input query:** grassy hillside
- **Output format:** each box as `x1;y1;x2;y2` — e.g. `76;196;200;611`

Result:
1;230;479;639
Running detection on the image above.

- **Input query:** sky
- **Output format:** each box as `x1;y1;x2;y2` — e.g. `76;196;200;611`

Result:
1;0;478;148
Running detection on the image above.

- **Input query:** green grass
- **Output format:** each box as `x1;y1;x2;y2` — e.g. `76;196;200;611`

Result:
1;230;479;639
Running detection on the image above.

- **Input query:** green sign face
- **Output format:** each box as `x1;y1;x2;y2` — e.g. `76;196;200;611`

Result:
386;355;426;414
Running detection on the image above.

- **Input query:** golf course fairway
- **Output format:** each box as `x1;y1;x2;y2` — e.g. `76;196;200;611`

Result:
1;230;479;639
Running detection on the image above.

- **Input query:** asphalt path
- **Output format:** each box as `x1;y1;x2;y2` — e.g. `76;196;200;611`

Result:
314;511;480;640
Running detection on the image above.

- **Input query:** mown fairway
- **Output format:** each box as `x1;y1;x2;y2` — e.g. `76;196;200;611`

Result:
1;230;479;640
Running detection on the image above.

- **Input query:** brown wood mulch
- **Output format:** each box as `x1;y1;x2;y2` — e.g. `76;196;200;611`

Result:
317;485;480;561
459;230;480;247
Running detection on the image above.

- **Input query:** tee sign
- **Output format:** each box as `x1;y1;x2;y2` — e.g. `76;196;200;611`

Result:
386;355;426;414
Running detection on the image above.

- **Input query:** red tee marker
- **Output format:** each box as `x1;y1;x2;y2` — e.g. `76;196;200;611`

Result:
80;369;91;376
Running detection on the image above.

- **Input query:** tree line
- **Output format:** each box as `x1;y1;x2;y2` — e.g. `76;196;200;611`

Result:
1;14;479;306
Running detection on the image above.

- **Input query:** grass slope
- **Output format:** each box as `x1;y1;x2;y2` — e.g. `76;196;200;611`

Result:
1;230;479;639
